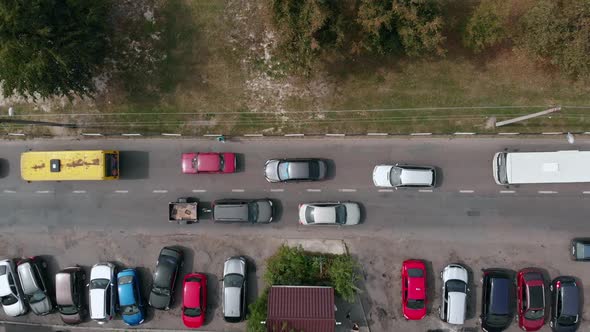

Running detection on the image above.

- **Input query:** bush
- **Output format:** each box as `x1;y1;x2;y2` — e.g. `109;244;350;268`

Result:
463;0;509;53
247;288;269;332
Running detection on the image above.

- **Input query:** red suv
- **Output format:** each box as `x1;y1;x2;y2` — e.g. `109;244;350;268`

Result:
182;273;207;328
517;268;546;331
401;259;427;320
182;152;236;174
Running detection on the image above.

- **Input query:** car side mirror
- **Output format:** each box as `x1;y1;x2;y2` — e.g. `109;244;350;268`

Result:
86;283;89;287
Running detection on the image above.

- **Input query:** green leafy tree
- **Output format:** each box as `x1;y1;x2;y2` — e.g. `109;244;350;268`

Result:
327;254;361;302
519;0;590;78
463;0;509;53
357;0;445;56
264;245;316;285
0;0;111;99
247;288;269;332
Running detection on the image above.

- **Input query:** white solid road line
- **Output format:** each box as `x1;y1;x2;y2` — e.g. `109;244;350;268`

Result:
378;189;394;192
3;190;16;193
500;190;516;194
192;189;207;193
72;190;87;194
583;191;590;194
152;190;168;193
232;189;245;192
270;189;285;192
538;191;558;194
459;190;475;193
418;189;433;193
35;190;53;194
306;189;322;192
339;189;357;192
114;190;129;193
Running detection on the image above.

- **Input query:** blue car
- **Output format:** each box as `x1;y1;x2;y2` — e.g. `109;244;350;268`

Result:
117;269;145;326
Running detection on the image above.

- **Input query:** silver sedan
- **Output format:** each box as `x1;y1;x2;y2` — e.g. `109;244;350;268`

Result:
298;202;361;225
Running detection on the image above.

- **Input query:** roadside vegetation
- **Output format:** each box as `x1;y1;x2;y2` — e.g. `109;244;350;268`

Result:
246;245;361;332
1;0;590;136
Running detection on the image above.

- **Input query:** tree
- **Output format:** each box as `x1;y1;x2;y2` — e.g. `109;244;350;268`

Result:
247;288;269;332
357;0;445;56
0;0;111;99
327;254;361;303
463;0;509;53
519;0;590;78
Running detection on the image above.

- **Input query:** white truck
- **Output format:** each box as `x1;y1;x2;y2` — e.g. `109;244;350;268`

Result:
492;150;590;185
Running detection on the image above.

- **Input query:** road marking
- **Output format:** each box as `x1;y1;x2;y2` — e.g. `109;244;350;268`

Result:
152;190;168;193
500;190;515;194
498;132;519;135
270;189;285;192
541;132;562;135
8;133;25;136
583;191;590;194
3;190;16;193
538;190;558;194
454;132;476;135
459;190;475;193
203;134;222;137
244;134;263;137
192;189;207;193
232;189;245;193
326;133;345;137
35;190;53;194
162;133;182;136
122;133;141;136
81;133;102;136
114;190;129;194
418;189;433;193
367;133;388;136
72;190;87;194
285;134;304;137
306;189;322;192
378;189;394;192
410;132;432;136
339;189;357;192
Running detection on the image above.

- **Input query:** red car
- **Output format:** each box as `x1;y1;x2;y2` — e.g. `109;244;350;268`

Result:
401;259;427;320
517;268;546;331
182;273;207;328
182;152;236;174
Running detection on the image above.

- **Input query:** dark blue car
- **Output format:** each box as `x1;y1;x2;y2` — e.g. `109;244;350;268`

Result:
117;269;145;326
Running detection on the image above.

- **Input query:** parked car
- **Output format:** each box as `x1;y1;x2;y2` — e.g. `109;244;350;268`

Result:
516;268;546;331
439;264;469;325
17;257;53;315
0;259;27;317
213;199;274;223
550;276;580;332
298;202;361;225
182;273;207;328
372;164;436;188
89;262;116;324
117;269;145;326
264;158;327;182
182;152;236;174
570;238;590;261
481;268;514;332
56;266;86;324
149;247;183;310
222;256;247;322
401;259;427;320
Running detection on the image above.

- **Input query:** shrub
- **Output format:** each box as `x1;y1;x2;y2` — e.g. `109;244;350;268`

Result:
463;0;509;53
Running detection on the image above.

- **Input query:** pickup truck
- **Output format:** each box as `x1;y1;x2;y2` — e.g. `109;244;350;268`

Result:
168;197;199;224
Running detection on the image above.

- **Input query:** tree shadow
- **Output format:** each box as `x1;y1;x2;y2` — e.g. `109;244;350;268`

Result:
119;151;149;180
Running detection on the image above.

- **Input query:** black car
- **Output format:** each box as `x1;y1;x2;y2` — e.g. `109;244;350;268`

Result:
570;238;590;261
149;247;183;310
550;276;580;332
481;269;514;332
264;158;327;183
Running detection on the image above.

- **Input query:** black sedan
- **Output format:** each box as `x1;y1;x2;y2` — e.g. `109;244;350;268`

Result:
264;158;327;183
550;276;580;332
149;247;183;310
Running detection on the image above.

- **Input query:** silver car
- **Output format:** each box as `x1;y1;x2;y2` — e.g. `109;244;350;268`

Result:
373;164;436;188
0;259;27;317
298;202;361;225
222;256;247;323
17;257;53;315
264;158;327;183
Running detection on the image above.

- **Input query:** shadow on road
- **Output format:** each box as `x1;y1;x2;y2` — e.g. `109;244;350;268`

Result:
0;158;9;178
119;151;149;180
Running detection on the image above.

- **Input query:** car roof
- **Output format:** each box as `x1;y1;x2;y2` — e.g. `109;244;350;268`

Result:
561;284;579;316
17;262;40;294
490;277;510;314
309;205;337;223
286;161;311;179
197;153;221;172
400;167;434;185
184;274;203;308
55;271;74;305
214;202;249;221
90;288;107;319
447;292;466;324
406;270;425;299
224;286;242;318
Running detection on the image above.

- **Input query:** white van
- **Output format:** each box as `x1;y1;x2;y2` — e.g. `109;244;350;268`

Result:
439;264;468;325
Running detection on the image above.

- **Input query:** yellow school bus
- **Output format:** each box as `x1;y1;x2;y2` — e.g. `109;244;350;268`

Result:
21;150;119;181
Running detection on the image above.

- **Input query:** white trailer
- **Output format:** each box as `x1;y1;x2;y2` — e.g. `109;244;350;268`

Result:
492;150;590;185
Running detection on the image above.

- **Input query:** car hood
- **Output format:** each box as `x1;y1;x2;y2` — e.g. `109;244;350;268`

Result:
264;160;280;181
149;291;171;309
443;266;468;283
183;313;205;328
0;274;12;297
90;264;113;280
343;203;361;225
224;258;246;276
30;296;52;315
2;300;26;317
256;201;273;223
122;311;144;326
373;165;392;187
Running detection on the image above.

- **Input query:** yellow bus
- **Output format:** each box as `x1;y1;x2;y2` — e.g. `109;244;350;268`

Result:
21;150;120;181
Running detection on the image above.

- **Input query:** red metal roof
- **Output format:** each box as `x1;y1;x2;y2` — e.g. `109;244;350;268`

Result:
267;286;335;332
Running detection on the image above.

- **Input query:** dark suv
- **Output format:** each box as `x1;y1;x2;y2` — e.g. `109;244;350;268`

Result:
149;247;183;310
481;269;514;332
550;276;580;332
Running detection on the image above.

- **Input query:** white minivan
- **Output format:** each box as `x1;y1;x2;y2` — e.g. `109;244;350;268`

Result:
439;264;469;325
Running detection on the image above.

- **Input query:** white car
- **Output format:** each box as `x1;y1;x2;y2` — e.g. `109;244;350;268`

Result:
439;264;469;325
0;259;27;317
222;256;247;322
298;202;361;225
373;164;436;188
89;262;116;324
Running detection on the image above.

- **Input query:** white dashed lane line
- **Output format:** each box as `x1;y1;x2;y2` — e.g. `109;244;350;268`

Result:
270;189;285;192
500;190;515;194
152;190;168;194
459;190;475;193
418;189;433;193
338;189;357;192
192;189;207;193
72;190;87;194
378;189;394;192
583;191;590;195
35;190;53;194
232;189;245;193
538;191;558;194
3;190;16;194
306;189;322;192
114;190;129;194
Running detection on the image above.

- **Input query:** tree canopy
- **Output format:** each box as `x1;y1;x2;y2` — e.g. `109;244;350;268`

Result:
0;0;111;99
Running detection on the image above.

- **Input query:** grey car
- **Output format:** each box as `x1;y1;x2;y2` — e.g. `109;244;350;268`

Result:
264;158;327;183
298;202;361;225
550;276;580;332
17;257;53;315
213;199;274;223
149;247;183;310
570;238;590;261
222;256;247;322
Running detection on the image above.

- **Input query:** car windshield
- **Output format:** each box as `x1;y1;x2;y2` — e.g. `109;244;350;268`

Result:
184;306;202;317
152;286;170;296
390;167;402;186
525;308;544;320
0;266;6;275
407;268;423;277
59;305;78;315
121;304;140;316
90;278;109;289
335;205;346;224
1;294;18;306
29;291;47;304
278;162;290;180
305;206;316;224
118;275;133;285
407;299;425;309
224;274;244;288
249;202;258;222
557;314;578;326
446;280;467;293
